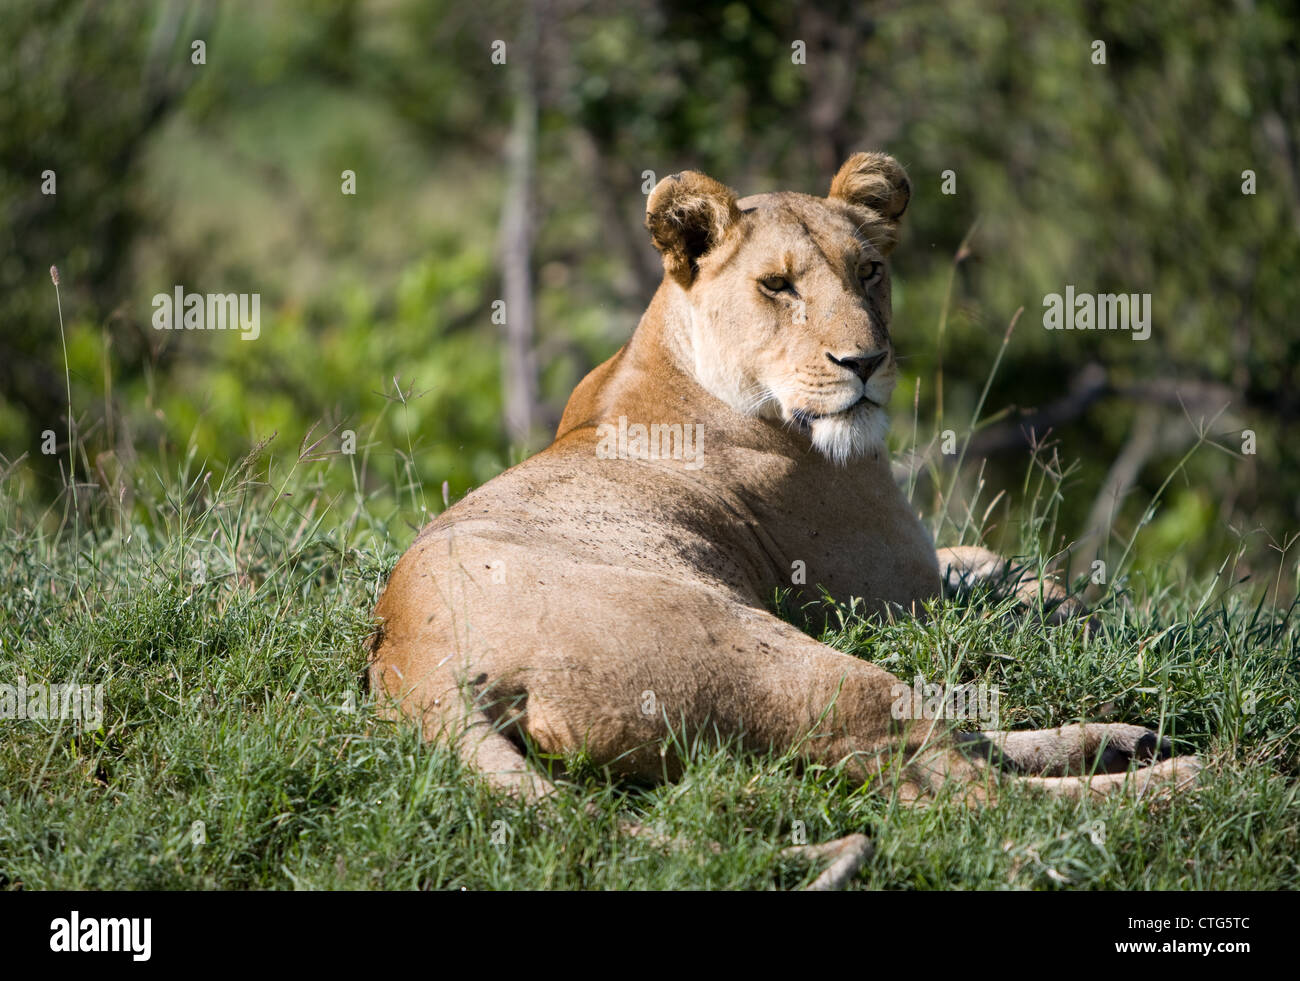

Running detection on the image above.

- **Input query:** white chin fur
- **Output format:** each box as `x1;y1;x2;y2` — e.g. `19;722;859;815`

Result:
808;406;890;464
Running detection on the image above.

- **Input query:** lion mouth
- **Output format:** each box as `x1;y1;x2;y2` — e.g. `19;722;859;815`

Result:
790;393;881;428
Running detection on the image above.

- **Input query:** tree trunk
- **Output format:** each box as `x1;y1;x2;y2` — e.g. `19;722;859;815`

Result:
498;2;542;448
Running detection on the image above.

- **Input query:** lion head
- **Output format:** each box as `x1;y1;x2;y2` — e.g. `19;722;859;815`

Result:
645;152;911;464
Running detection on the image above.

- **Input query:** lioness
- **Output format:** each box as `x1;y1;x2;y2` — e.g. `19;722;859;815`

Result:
370;153;1197;879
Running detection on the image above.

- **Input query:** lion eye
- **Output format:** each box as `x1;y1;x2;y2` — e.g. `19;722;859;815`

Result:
759;274;792;293
859;261;883;288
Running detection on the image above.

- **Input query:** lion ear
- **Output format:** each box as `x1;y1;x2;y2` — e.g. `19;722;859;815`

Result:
646;171;741;286
828;152;911;254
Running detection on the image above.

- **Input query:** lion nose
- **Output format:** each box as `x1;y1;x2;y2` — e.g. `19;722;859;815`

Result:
827;351;888;382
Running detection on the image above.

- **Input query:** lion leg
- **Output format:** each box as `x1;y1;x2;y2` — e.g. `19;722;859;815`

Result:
955;723;1201;798
782;834;875;891
937;545;1090;625
710;618;1005;814
964;722;1170;776
457;708;559;803
370;646;559;803
1015;756;1203;799
462;697;874;889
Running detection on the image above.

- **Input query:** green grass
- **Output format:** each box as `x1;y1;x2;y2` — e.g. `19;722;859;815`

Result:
1;442;1297;891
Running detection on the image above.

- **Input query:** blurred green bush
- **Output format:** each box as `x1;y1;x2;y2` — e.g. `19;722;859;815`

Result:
1;0;1296;587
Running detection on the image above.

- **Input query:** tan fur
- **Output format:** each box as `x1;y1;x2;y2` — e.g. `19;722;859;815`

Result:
370;154;1198;839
